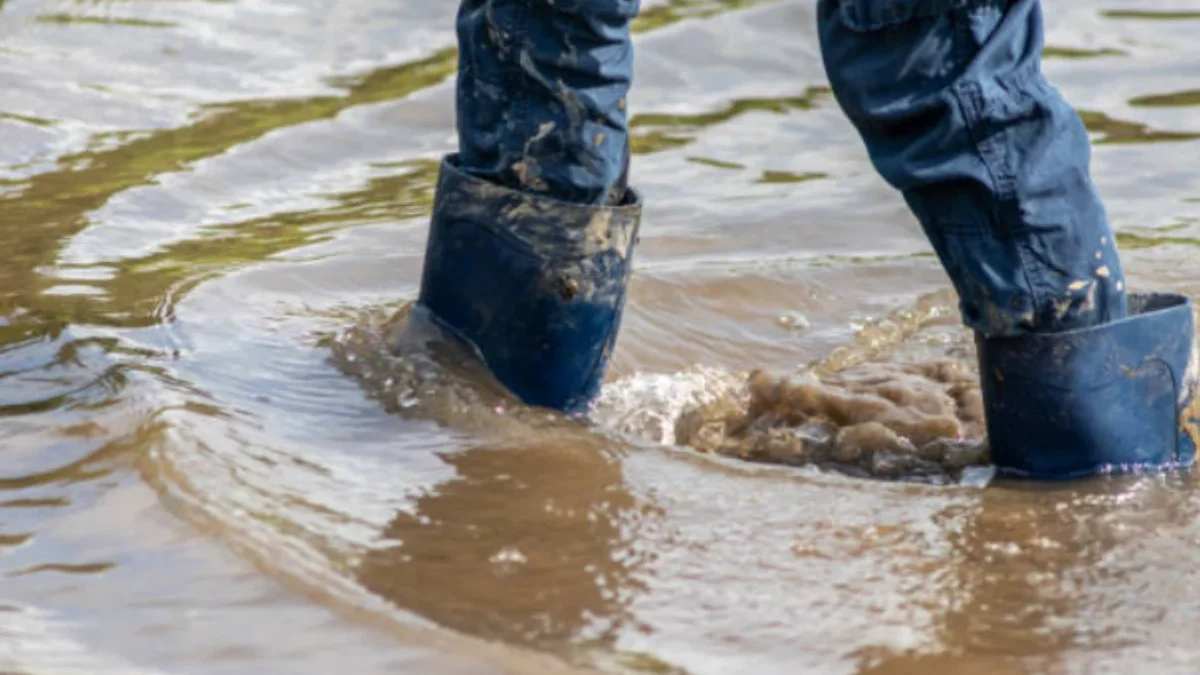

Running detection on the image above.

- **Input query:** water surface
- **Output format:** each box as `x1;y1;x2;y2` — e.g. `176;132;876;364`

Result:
4;0;1200;673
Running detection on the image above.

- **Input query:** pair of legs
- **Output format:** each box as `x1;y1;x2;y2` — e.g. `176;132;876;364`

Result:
454;0;1125;332
418;0;1197;478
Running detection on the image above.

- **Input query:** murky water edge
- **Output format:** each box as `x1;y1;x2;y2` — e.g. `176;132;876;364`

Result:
4;0;1200;673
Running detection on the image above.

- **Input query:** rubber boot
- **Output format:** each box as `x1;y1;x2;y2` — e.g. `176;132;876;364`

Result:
978;293;1200;479
416;155;641;413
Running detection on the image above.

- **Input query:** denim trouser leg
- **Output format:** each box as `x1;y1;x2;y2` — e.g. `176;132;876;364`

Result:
455;0;639;206
818;0;1128;337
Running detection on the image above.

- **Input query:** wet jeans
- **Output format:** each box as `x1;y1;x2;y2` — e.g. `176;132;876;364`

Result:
455;0;636;206
453;0;1127;337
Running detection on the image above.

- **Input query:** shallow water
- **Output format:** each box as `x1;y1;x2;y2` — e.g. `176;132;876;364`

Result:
5;0;1200;673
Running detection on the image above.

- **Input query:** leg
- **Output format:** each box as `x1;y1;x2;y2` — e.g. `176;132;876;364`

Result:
416;0;642;413
818;0;1124;336
456;0;637;205
818;0;1197;477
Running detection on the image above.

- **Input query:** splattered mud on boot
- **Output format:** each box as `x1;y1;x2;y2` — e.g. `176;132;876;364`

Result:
672;361;989;483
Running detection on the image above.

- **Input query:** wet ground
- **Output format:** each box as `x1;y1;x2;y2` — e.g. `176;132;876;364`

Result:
5;0;1200;673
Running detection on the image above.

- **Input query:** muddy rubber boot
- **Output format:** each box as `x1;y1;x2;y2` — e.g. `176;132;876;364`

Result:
415;155;641;413
978;293;1200;479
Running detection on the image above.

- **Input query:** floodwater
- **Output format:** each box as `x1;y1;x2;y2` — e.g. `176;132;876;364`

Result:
4;0;1200;673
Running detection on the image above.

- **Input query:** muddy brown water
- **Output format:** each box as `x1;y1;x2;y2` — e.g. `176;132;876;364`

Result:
5;0;1200;673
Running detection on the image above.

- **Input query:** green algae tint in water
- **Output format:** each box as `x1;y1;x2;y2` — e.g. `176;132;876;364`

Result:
4;1;1200;674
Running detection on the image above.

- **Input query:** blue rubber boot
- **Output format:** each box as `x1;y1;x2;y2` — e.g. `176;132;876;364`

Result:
979;293;1200;479
416;154;641;413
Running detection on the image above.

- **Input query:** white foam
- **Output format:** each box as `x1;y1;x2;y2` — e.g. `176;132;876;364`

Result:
592;366;746;445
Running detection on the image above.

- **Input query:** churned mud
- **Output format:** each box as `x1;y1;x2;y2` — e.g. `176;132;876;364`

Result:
672;360;989;483
593;289;993;483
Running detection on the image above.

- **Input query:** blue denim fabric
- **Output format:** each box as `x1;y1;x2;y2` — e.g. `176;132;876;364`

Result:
818;0;1127;336
455;0;638;206
453;0;1127;337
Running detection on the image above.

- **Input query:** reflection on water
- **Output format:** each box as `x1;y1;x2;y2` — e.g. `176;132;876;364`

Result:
34;14;179;28
357;440;648;653
859;473;1200;674
3;0;1200;673
1078;109;1200;145
1129;89;1200;107
1043;46;1127;59
1101;10;1200;20
633;0;777;31
630;87;830;155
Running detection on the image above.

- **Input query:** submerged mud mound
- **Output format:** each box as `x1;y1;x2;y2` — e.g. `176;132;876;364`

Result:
673;360;989;483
